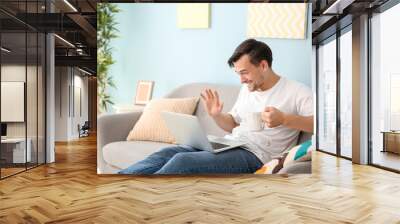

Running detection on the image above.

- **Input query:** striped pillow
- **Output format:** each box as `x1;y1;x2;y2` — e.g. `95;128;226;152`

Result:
283;140;312;167
126;97;199;144
254;157;283;174
255;140;312;174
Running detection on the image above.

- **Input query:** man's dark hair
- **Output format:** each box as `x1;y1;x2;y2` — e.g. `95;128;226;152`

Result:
228;39;273;68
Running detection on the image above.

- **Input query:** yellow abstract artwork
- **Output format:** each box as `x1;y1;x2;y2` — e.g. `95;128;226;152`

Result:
247;3;307;39
177;3;210;29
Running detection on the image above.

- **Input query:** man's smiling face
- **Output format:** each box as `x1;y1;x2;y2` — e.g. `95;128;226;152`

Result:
233;54;268;92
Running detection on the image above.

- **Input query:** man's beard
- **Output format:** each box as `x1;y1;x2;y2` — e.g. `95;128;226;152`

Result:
246;82;256;91
246;80;261;92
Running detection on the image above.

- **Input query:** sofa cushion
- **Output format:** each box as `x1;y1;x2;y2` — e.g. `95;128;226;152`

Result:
103;141;175;169
278;161;312;174
254;157;283;174
283;140;312;167
255;140;312;174
126;97;199;144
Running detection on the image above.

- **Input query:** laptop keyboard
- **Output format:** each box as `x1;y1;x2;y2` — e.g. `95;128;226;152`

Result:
210;142;229;150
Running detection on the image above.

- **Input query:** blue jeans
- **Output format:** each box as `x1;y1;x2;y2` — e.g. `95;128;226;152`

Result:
118;145;263;174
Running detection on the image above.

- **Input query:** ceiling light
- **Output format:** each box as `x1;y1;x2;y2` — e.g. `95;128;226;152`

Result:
76;48;85;55
323;0;355;15
1;47;11;53
63;0;78;12
54;34;75;48
78;67;92;76
323;0;341;14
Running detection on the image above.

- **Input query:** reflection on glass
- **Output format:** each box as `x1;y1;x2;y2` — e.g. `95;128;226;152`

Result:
371;3;400;171
318;38;337;154
38;33;46;165
1;32;27;177
340;29;352;158
390;75;400;130
27;32;38;169
0;1;47;179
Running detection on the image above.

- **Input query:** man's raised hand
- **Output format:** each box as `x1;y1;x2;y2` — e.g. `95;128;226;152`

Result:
200;89;224;118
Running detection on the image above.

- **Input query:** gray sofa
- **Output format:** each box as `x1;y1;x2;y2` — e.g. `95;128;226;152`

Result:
97;83;312;174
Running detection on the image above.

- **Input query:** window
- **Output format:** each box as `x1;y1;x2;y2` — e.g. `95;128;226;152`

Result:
390;74;400;130
339;28;352;158
370;2;400;171
317;36;337;154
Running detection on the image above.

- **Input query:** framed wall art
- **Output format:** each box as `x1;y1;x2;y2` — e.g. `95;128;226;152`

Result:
135;80;154;105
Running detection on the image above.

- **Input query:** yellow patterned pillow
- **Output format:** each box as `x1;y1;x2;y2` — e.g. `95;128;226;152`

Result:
126;97;199;143
254;157;284;174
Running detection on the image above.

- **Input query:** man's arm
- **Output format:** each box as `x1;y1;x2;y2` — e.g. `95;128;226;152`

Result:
211;113;239;133
200;89;239;133
262;107;314;133
283;114;314;133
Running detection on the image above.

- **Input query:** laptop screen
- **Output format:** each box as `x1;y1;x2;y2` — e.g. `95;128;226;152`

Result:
1;123;7;137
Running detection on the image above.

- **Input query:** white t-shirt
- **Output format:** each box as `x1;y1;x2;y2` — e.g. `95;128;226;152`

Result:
227;77;313;163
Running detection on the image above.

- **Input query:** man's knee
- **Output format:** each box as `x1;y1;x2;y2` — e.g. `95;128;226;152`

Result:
169;153;196;167
156;153;197;174
151;146;181;158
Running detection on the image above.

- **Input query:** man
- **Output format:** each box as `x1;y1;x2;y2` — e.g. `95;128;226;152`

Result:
119;39;313;174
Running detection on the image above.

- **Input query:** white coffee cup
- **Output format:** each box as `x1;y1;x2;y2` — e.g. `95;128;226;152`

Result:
245;112;264;131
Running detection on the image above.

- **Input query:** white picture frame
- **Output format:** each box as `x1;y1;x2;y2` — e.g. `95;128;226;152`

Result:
135;81;154;105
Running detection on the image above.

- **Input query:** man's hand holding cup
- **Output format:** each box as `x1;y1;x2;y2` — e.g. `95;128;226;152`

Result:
261;106;286;128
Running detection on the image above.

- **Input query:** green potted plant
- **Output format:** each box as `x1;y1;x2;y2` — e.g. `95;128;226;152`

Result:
97;3;120;113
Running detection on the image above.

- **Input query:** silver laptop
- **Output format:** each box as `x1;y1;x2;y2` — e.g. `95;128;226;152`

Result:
161;111;246;153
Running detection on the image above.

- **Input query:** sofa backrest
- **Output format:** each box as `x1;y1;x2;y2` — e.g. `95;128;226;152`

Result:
165;83;240;137
164;82;313;144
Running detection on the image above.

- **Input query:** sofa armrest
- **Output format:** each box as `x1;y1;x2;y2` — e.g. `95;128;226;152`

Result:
97;111;142;173
278;161;311;174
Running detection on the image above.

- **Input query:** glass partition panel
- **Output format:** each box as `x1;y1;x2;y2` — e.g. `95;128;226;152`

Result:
27;31;38;169
317;37;337;154
38;32;45;165
339;29;352;158
1;31;27;177
371;3;400;171
0;1;47;179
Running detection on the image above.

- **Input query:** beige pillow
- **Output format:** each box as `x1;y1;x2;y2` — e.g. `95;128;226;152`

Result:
126;97;199;143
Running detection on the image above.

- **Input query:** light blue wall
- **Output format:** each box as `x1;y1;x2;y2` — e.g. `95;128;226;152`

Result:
109;3;312;107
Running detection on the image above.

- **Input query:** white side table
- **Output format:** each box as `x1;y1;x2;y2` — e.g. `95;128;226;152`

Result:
112;104;145;113
1;138;32;163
